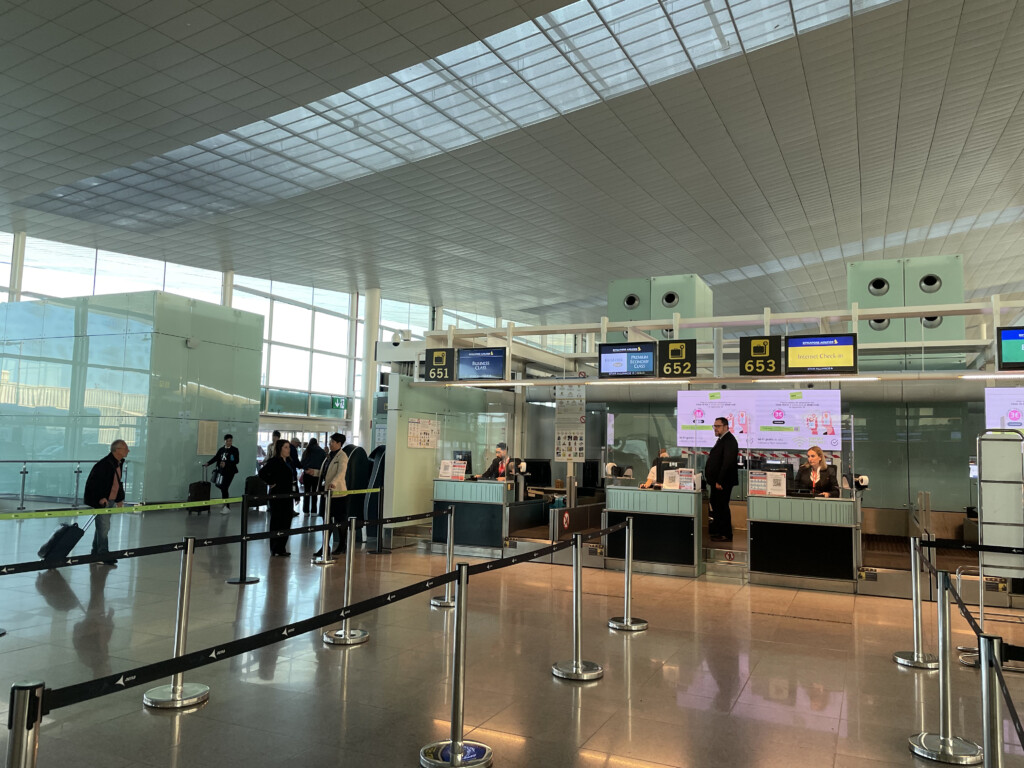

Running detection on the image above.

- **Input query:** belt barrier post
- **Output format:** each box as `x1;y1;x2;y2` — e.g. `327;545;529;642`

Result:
908;570;983;764
17;462;27;511
226;494;259;585
323;517;369;646
609;517;647;632
312;492;335;566
6;681;43;768
552;534;603;681
979;635;1003;768
144;537;210;709
894;537;938;670
72;462;82;509
420;563;493;768
431;506;456;608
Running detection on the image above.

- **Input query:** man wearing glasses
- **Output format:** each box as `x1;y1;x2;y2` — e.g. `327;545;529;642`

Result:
705;418;738;543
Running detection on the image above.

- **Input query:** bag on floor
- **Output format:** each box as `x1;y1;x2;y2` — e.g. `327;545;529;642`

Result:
38;515;95;564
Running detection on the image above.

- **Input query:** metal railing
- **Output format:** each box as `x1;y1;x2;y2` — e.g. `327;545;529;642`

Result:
0;459;131;511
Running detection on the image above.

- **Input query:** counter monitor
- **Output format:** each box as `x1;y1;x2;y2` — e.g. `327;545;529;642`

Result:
457;347;506;380
785;334;858;375
997;327;1024;371
598;341;657;378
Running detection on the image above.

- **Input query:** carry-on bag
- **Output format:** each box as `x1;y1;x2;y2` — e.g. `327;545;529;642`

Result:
188;465;212;515
38;515;95;565
245;474;268;509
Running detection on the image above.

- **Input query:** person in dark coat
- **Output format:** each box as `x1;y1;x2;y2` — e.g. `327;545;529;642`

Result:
704;417;739;542
83;439;129;566
258;439;294;556
205;434;240;515
300;438;327;515
794;445;840;497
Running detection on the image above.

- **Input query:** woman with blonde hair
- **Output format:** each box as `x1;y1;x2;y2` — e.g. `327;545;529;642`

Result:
794;445;840;497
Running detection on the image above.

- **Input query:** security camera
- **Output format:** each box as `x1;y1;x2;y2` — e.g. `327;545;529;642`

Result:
390;329;412;346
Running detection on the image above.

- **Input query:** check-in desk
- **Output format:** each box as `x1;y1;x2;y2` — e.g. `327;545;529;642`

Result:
604;487;704;577
432;479;546;558
747;495;860;593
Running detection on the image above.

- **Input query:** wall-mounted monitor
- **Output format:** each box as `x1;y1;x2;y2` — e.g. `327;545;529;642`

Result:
997;327;1024;371
785;334;858;375
598;341;657;378
457;347;506;380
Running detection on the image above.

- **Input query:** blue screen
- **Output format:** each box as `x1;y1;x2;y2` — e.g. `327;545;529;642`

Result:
457;348;506;380
598;342;657;378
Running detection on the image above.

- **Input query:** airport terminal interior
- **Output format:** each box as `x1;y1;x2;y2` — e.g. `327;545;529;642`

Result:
6;0;1024;766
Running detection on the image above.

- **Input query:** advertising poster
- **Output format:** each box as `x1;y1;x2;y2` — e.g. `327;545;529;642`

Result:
677;390;841;451
984;388;1024;429
752;390;841;451
677;391;755;449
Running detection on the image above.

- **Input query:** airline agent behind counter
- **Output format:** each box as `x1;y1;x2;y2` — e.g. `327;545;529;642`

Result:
793;445;840;497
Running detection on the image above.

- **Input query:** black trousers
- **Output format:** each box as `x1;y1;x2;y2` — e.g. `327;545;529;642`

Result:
301;475;318;514
329;495;348;552
219;474;234;500
708;484;734;538
268;502;292;554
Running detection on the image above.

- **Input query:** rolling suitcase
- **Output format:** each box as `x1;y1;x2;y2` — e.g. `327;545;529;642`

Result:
38;516;94;565
188;465;212;515
245;474;267;509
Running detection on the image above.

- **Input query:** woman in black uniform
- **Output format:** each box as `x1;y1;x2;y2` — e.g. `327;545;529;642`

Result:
794;445;840;497
258;439;295;556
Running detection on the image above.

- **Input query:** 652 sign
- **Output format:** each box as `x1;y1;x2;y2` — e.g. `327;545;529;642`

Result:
658;339;696;379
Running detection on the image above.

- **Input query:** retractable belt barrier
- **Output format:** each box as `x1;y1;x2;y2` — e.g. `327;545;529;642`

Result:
918;539;1024;557
38;518;625;713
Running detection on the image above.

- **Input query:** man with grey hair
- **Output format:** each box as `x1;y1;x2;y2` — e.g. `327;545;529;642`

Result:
83;439;130;566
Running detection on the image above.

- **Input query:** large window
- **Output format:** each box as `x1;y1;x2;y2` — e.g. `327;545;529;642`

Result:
23;238;96;297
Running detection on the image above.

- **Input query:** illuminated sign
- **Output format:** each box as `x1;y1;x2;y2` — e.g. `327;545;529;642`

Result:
598;342;657;378
785;334;858;375
997;327;1024;371
457;347;506;380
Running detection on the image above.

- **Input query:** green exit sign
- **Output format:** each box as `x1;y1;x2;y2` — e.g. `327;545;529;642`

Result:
331;396;346;409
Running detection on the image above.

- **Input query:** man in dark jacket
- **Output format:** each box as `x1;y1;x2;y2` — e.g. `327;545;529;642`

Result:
300;438;327;515
206;434;240;515
704;418;738;542
83;439;129;566
479;442;510;479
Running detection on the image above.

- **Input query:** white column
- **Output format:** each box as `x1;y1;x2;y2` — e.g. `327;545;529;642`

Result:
221;270;234;307
432;305;444;331
10;231;26;301
360;288;381;445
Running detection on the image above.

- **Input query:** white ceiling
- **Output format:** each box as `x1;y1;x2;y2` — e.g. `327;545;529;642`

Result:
1;0;1023;323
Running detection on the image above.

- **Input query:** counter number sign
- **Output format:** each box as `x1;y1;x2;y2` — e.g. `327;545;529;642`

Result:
658;339;695;378
740;335;783;376
426;348;455;381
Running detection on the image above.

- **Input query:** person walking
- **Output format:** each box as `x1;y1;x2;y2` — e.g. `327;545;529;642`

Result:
83;439;129;566
300;437;326;515
258;439;295;557
205;434;240;515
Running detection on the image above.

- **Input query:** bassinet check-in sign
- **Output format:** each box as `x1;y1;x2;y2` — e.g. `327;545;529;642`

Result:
677;390;841;451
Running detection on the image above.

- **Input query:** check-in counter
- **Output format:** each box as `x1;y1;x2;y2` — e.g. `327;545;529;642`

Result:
432;479;545;558
747;495;860;592
604;487;703;577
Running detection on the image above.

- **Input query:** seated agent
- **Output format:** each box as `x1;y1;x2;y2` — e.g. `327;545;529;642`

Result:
794;445;840;497
639;448;669;488
479;442;511;479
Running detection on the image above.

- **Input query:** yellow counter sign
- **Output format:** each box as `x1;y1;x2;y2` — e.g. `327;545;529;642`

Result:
785;334;858;374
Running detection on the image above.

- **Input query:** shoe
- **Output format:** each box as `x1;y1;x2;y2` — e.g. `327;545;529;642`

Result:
709;535;727;542
102;560;118;566
331;546;345;555
291;511;299;518
220;506;230;515
311;549;322;558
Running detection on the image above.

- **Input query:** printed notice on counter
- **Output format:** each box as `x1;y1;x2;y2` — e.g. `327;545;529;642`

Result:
677;390;841;451
985;388;1024;430
407;417;440;449
451;460;467;481
748;470;788;497
439;460;453;479
663;468;696;491
555;385;586;462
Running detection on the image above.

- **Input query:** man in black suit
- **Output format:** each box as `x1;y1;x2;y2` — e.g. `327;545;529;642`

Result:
705;417;738;542
479;442;510;479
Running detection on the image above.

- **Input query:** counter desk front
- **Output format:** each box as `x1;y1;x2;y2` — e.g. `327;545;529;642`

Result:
747;495;860;592
432;479;546;558
605;487;704;577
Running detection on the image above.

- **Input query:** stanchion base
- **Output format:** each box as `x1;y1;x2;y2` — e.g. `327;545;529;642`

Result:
419;740;492;768
908;733;983;764
226;576;260;585
323;628;370;646
143;682;210;709
430;595;455;608
958;652;980;668
311;556;335;566
608;616;648;632
552;660;604;680
892;650;939;670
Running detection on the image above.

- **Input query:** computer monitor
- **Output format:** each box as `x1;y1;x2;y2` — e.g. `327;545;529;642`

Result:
524;459;551;487
656;457;687;485
452;450;472;476
765;461;794;485
581;459;599;488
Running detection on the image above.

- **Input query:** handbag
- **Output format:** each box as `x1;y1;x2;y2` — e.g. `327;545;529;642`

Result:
211;468;222;488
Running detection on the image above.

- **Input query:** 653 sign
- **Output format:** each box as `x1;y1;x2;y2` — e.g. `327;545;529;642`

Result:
739;336;783;376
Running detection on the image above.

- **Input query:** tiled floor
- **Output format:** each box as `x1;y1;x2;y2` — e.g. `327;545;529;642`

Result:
1;507;1022;767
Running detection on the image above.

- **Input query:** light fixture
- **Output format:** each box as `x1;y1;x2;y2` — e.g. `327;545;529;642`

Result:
587;379;689;385
754;377;880;383
960;373;1024;380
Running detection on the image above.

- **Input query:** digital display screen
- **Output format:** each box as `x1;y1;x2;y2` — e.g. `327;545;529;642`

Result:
598;342;657;378
997;327;1024;371
785;334;858;374
457;348;506;380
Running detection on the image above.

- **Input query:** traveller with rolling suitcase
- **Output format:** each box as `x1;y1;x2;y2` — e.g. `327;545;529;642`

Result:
82;439;129;566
